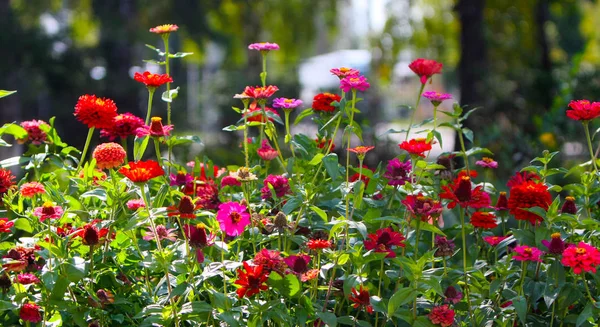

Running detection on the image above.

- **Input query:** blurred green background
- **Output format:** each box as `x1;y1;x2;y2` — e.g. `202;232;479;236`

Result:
0;0;599;179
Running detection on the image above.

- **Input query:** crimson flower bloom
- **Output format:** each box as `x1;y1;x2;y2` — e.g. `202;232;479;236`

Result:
312;93;341;113
16;273;40;285
169;171;194;187
18;120;50;145
234;261;269;298
248;42;280;51
92;142;126;170
0;218;13;233
100;113;145;141
422;91;452;106
221;174;242;187
243;85;279;99
409;58;443;84
542;233;566;255
0;168;16;200
495;191;509;211
33;202;64;222
443;286;463;304
167;195;200;219
384;158;411;186
339;75;370;92
74;94;118;129
483;235;508;247
470;211;498;229
284;254;318;281
19;303;42;323
349;286;374;314
118;160;165;183
149;24;179;34
507;180;551;225
253;249;286;274
20;182;45;198
507;171;540;188
330;67;360;79
513;245;544;262
134;71;173;89
566;100;600;121
561;242;600;274
72;222;109;246
402;194;443;222
560;196;577;214
439;172;491;209
136;117;174;137
184;223;214;248
306;239;332;251
261;175;291;200
364;227;406;258
399;138;432;157
428;305;455;327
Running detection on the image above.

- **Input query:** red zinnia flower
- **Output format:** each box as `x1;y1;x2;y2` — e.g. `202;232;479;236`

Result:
399;138;432;157
507;171;540;188
20;182;45;198
0;168;16;200
402;194;443;222
92;142;126;170
349;146;375;160
134;71;173;89
118;160;164;183
409;58;443;84
234;261;269;298
19;303;42;323
0;218;13;233
561;242;600;274
243;85;279;99
136;117;174;137
349;286;374;314
167;195;201;219
363;227;406;258
72;222;109;246
566;100;600;121
470;211;498;229
495;191;509;211
428;304;455;327
100;113;145;141
440;172;491;209
483;236;508;247
253;249;286;273
74;94;118;129
312;93;341;113
261;175;291;200
307;239;332;251
149;24;179;34
507;180;551;225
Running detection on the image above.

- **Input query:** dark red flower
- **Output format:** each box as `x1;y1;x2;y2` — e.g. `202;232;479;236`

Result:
440;172;491;209
284;254;310;274
434;236;455;257
74;94;118;129
234;261;269;298
470;211;498;229
100;113;145;141
507;180;551;225
402;194;443;222
349;286;373;314
542;232;566;255
261;175;291;199
134;71;173;89
566;100;600;121
253;249;286;273
364;227;406;258
19;303;42;323
399;138;432;157
507;171;540;188
428;305;455;327
443;286;463;304
312;92;341;113
72;222;109;246
409;58;443;84
316;137;335;152
561;196;577;214
136;117;174;137
185;180;221;210
495;191;509;211
184;223;214;248
167;195;201;218
118;160;164;183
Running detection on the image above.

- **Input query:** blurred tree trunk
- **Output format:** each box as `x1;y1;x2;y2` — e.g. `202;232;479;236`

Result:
536;0;553;111
454;0;487;151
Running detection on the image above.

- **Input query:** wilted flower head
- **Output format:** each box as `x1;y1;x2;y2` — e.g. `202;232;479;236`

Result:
384;158;411;186
422;91;452;106
443;286;463;304
232;167;258;182
434;236;455;257
542;233;566;255
19;120;49;145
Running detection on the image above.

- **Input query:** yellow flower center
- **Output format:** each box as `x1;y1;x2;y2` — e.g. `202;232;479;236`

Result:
576;248;587;255
524;248;532;254
551;232;561;239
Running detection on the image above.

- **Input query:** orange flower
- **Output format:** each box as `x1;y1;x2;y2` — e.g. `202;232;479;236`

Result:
470;211;498;229
20;182;45;198
149;24;179;34
399;138;432;157
118;160;164;183
134;71;173;89
92;143;126;170
349;146;375;156
74;94;118;129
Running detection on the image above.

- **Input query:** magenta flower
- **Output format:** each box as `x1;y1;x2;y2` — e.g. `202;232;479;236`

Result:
248;42;280;52
261;175;291;199
339;75;370;92
541;233;566;255
19;120;49;145
33;202;64;222
443;286;463;304
170;171;194;187
16;273;40;285
272;97;303;110
513;245;544;262
330;67;360;79
135;117;174;137
284;254;310;274
100;113;145;141
216;202;251;237
257;140;279;161
475;157;498;169
143;225;177;242
422;91;452;106
126;199;145;210
383;158;412;186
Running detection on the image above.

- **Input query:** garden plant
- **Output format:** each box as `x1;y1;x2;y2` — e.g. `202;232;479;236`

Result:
1;24;600;327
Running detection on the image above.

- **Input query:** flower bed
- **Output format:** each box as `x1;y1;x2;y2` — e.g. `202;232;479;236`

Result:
0;24;599;327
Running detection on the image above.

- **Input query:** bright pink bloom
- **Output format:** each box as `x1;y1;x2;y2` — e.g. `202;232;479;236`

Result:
566;100;600;121
475;157;498;169
33;202;64;222
19;120;49;145
261;175;291;199
16;273;40;285
136;117;174;137
126;199;145;210
221;174;242;187
243;86;279;99
409;58;443;84
384;158;411;186
422;91;452;106
330;67;360;79
339;75;370;92
169;171;194;187
513;245;544;262
100;113;145;141
216;202;251;237
561;242;600;274
248;42;280;51
0;218;13;233
257;140;279;161
272;97;303;110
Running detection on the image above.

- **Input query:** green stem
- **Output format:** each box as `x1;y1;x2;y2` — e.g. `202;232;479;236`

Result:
261;54;267;87
162;36;171;126
284;111;296;158
405;83;426;141
77;127;95;171
144;89;156;126
582;274;596;304
457;118;470;173
459;206;473;320
243;103;250;167
259;102;266;144
583;121;598;173
518;261;527;296
153;138;163;167
375;259;385;327
121;137;129;163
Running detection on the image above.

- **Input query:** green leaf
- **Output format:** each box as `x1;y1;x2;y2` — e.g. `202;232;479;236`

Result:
14;218;32;233
0;90;16;99
134;136;150;160
143;59;166;65
576;302;594;327
462;128;474;143
145;44;166;56
0;300;17;311
165;135;202;147
294;108;314;125
323;153;340;181
310;206;328;221
162;87;180;103
308;153;325;165
388;288;418;316
169;52;194;58
268;272;300;298
513;295;527;325
316;312;337;327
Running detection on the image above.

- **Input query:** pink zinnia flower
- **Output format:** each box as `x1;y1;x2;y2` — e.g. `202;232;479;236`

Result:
272;97;303;110
339;75;370;92
16;273;40;285
561;242;600;274
126;199;145;210
475;157;498;169
149;24;179;34
244;85;279;99
20;182;46;198
216;202;251;237
136;117;174;137
261;175;291;199
422;91;452;106
384;158;411;186
33;202;64;222
100;113;145;141
330;67;360;79
483;236;508;247
143;225;177;242
248;42;280;52
257;140;279;161
19;120;49;145
513;245;544;262
409;58;443;84
221;174;242;187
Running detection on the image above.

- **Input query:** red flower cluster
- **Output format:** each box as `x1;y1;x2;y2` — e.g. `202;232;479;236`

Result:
566;100;600;121
74;94;118;129
234;261;269;298
134;71;173;89
561;242;600;274
409;58;443;84
399;138;432;157
312;93;341;113
507;180;551;225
